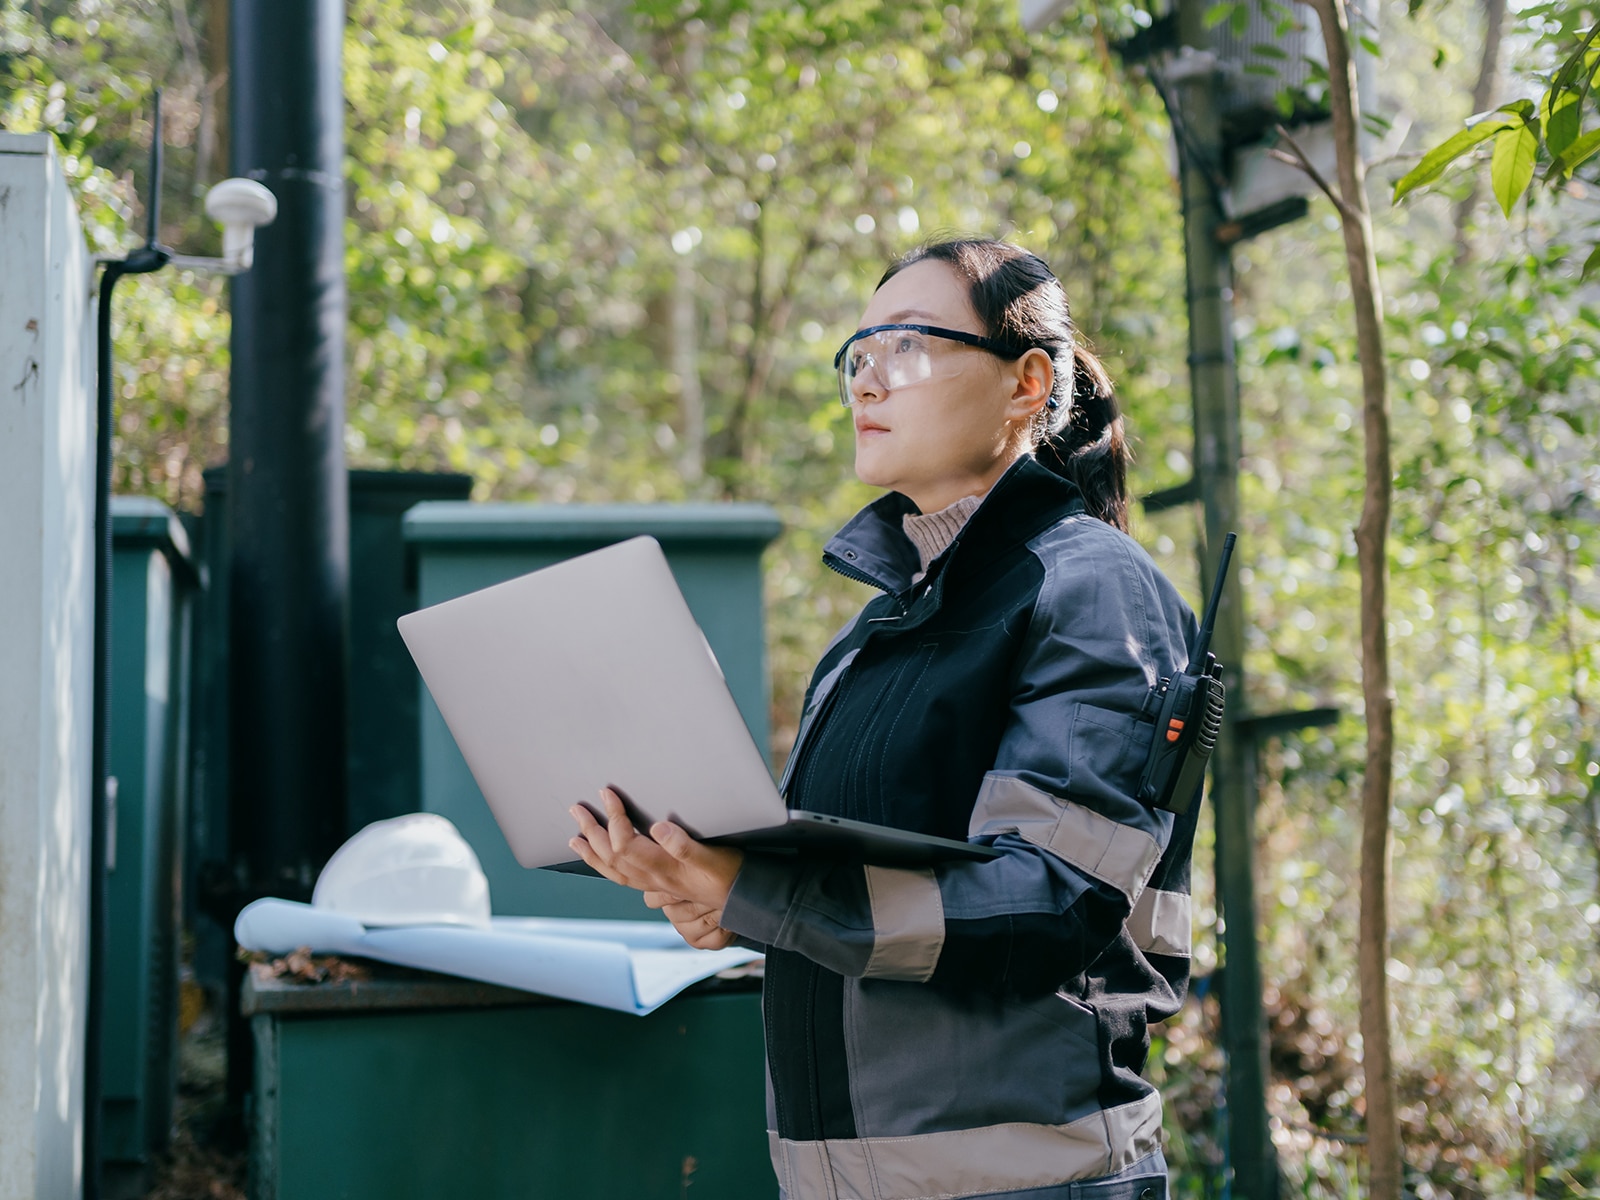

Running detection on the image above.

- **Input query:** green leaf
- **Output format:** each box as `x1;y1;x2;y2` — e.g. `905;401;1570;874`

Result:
1359;35;1381;57
1202;2;1237;30
1477;98;1536;122
1582;245;1600;282
1543;89;1582;159
1251;42;1290;59
1491;123;1539;215
1551;126;1600;178
1393;115;1521;201
1551;23;1600;96
1231;4;1249;36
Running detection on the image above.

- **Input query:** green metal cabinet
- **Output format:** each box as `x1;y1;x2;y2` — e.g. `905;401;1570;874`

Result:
102;497;198;1196
245;969;774;1200
403;504;782;919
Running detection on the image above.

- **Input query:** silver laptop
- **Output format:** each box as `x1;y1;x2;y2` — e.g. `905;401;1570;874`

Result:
397;536;997;871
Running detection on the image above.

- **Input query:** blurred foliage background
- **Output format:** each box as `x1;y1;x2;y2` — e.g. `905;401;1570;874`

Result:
3;0;1598;1195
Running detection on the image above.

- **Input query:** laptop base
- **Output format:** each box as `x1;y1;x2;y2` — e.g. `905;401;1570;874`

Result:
547;811;998;876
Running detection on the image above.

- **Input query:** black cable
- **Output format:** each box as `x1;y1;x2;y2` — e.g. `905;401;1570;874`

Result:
1145;59;1232;206
85;90;170;1200
84;256;125;1200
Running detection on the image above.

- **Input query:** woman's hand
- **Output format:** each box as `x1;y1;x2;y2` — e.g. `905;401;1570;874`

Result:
568;788;744;944
643;893;737;950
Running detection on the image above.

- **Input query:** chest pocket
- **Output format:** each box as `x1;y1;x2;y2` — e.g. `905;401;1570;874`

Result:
1066;703;1156;811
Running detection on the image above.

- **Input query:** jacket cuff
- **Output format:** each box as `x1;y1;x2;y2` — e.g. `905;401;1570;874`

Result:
721;853;797;946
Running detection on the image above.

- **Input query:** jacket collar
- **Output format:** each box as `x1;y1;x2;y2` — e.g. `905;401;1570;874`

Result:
822;455;1086;597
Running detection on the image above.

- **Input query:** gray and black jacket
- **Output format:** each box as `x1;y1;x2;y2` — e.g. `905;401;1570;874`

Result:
721;455;1201;1200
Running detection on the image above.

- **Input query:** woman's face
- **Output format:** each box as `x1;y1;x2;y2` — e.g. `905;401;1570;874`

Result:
846;259;1050;514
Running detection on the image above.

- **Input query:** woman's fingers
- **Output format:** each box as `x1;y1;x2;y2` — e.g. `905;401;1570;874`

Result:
570;796;740;908
659;899;734;950
571;792;673;892
660;898;711;925
567;831;629;887
568;810;628;883
651;820;697;863
569;803;611;858
601;789;638;849
569;798;648;887
654;821;744;906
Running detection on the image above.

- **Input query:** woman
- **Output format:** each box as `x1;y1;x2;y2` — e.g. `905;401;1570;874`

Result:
570;237;1199;1200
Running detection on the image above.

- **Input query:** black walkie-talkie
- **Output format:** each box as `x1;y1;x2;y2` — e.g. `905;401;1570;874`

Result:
1137;533;1237;815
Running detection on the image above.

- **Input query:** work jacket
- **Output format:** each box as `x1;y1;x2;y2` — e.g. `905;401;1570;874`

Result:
721;454;1201;1200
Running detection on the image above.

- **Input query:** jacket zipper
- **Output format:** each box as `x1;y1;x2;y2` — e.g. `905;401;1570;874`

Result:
786;555;915;799
778;653;853;800
823;552;894;592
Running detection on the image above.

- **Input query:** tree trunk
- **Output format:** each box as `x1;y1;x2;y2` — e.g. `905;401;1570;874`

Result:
1451;0;1509;259
1478;540;1535;1198
712;228;820;496
1557;520;1600;959
672;252;704;484
1305;0;1402;1195
169;0;209;207
202;0;229;186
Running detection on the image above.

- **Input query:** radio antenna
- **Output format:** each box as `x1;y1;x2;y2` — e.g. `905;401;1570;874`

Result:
1189;532;1236;670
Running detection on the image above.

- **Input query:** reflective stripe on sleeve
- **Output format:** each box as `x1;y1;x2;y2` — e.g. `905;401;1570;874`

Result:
768;1092;1164;1200
970;773;1163;902
1127;885;1192;958
862;865;945;982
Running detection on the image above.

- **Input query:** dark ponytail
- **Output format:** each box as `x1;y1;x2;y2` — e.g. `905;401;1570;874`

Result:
878;237;1131;532
1035;345;1129;532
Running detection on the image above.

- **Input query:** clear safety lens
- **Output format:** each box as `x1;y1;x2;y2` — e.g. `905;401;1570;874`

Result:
836;328;941;407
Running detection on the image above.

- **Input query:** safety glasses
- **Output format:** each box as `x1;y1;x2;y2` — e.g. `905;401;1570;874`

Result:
832;323;1038;408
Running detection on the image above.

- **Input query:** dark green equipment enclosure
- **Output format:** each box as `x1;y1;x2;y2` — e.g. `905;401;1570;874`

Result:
403;502;783;920
245;971;774;1200
102;498;199;1196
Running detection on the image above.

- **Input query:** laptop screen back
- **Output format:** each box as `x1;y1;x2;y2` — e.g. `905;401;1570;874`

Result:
397;537;786;868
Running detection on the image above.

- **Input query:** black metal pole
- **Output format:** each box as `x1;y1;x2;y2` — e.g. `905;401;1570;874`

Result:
87;93;172;1200
225;0;349;908
145;103;162;246
1163;13;1279;1196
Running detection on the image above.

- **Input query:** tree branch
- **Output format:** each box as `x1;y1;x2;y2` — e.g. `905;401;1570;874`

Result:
1304;0;1402;1195
1453;0;1509;259
1269;124;1359;223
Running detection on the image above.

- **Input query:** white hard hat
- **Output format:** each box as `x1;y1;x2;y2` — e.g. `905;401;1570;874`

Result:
312;813;492;928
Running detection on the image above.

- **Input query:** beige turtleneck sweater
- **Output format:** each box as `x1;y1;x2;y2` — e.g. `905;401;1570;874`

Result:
902;492;983;582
